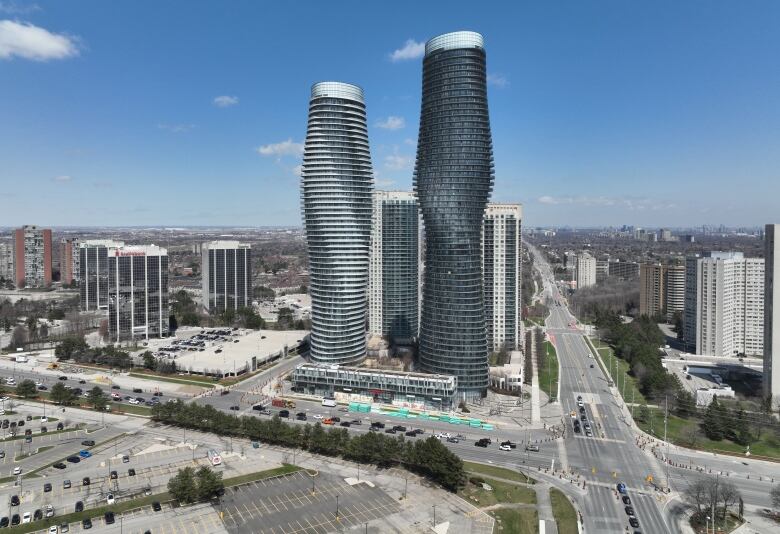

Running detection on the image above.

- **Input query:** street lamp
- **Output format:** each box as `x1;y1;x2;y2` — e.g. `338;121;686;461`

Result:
335;495;339;521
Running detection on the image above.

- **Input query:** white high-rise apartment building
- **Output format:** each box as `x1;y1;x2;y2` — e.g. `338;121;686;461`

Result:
686;252;764;357
764;224;780;405
576;252;596;289
482;203;522;352
0;243;13;281
664;264;686;321
368;191;419;345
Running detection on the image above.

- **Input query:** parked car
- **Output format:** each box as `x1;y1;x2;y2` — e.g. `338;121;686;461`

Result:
152;501;162;512
63;480;71;489
75;502;83;512
82;477;90;486
105;511;115;525
122;455;130;463
82;518;92;529
10;514;19;526
110;470;118;480
43;483;52;492
22;512;31;524
107;494;115;505
128;468;136;476
10;495;19;506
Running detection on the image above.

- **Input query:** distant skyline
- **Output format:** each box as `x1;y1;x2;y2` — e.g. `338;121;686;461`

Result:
1;1;779;227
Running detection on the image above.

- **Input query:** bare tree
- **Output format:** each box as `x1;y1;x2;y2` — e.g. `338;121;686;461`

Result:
9;325;27;349
719;480;741;520
683;478;710;514
771;485;780;511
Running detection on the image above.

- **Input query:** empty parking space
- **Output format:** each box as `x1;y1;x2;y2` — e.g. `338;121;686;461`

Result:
221;470;399;534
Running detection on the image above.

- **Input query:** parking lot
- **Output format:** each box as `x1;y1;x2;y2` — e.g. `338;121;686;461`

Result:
221;470;400;534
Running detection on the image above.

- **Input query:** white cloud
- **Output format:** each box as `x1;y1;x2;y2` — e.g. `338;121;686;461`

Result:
53;175;72;183
157;123;196;133
292;164;303;177
384;153;413;171
0;2;41;15
375;116;405;130
537;195;677;211
0;20;79;61
256;138;304;157
376;178;396;187
487;73;509;88
213;95;238;108
390;39;424;62
403;138;416;146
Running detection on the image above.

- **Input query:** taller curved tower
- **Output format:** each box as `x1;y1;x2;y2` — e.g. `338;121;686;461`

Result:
414;31;494;399
301;82;373;365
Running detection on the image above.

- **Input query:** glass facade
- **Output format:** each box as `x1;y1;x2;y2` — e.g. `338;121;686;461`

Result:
414;31;494;399
302;82;373;365
202;241;251;313
80;240;123;311
108;246;169;342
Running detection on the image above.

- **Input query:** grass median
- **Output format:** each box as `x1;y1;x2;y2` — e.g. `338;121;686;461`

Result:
538;341;559;401
128;372;217;388
492;508;539;533
463;461;536;484
550;488;578;534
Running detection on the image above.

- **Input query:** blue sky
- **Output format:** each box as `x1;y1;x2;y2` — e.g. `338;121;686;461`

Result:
1;0;778;228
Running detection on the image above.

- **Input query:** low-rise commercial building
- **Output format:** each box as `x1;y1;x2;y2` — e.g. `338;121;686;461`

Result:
291;362;458;410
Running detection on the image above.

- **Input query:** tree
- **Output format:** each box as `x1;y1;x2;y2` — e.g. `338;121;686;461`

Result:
55;335;89;359
9;326;27;349
195;466;224;500
683;478;710;514
50;382;75;405
275;307;294;330
168;466;198;504
25;316;38;341
702;397;727;441
15;380;37;399
637;404;650;423
38;322;49;339
718;480;741;520
142;351;156;371
99;320;109;342
87;386;108;410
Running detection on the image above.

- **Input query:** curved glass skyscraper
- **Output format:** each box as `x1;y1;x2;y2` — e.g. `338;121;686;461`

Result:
414;31;494;398
301;82;373;365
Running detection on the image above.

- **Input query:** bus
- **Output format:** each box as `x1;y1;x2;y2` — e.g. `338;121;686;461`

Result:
322;398;336;408
207;449;222;466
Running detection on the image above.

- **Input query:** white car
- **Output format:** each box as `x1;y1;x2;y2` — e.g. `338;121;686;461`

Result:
49;526;58;533
35;381;43;386
106;493;115;505
41;416;48;423
13;467;22;475
313;414;323;420
22;512;31;523
0;410;4;416
128;399;140;405
45;504;54;517
499;444;512;451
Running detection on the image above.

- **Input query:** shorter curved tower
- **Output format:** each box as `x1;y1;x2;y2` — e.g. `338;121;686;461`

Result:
301;82;374;365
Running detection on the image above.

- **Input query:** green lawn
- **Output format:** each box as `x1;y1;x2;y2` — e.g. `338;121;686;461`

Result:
590;338;647;406
109;402;152;416
459;476;537;507
538;341;559;401
637;408;780;459
128;372;216;388
491;508;539;533
463;461;536;484
550;488;578;534
222;464;301;486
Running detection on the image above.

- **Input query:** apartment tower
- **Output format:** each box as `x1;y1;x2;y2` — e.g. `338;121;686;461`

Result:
576;252;597;289
414;31;494;399
483;203;522;352
201;241;252;313
13;225;52;288
301;82;373;364
107;245;169;342
60;238;79;286
368;191;419;345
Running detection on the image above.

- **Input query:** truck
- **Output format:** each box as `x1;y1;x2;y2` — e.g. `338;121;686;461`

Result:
271;399;296;409
321;398;336;408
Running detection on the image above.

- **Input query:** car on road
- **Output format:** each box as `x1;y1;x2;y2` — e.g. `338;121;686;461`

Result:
384;428;396;434
81;439;95;446
500;441;517;449
0;450;4;458
128;398;140;405
111;385;120;389
499;444;512;451
53;462;67;469
152;501;162;512
313;414;323;420
38;385;48;391
122;455;130;463
82;518;92;529
111;393;121;400
133;388;143;393
296;412;307;421
370;421;385;429
12;467;21;475
78;450;92;458
405;430;417;437
74;501;83;512
350;420;362;426
105;511;115;524
10;495;19;506
625;506;635;515
278;410;289;418
526;444;540;452
110;470;118;479
128;468;136;476
577;400;584;407
474;439;489;447
63;480;71;489
629;517;639;528
252;405;265;411
82;477;90;486
58;376;68;381
43;483;52;492
392;425;406;432
616;483;627;494
66;456;80;463
622;496;631;505
107;494;115;505
340;421;351;427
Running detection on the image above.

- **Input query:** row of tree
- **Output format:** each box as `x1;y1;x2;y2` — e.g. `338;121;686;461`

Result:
55;335;134;369
9;379;110;409
151;400;465;491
